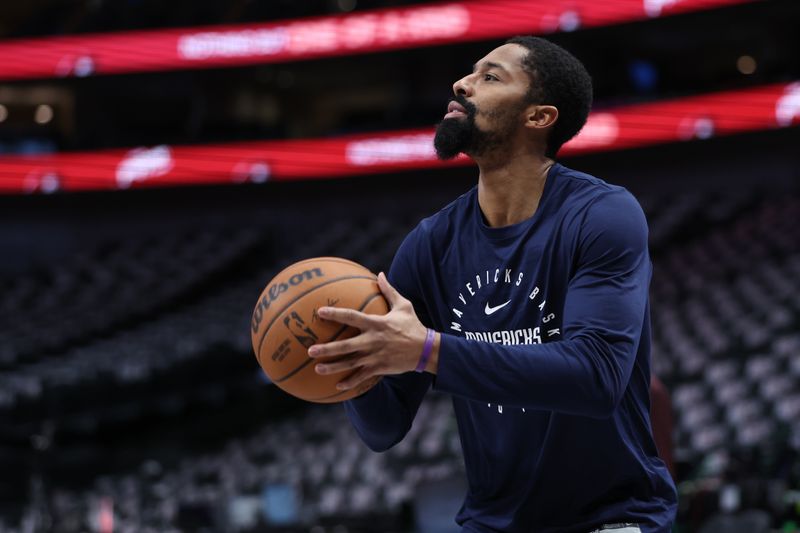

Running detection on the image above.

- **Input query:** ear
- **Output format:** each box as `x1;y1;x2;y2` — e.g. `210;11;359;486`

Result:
524;105;558;131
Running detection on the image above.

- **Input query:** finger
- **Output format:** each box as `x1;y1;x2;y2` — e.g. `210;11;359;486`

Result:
377;272;403;308
317;306;378;329
315;353;364;375
335;366;377;391
308;336;363;358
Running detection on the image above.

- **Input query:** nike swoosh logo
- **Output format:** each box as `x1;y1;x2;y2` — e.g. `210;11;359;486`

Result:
484;300;511;315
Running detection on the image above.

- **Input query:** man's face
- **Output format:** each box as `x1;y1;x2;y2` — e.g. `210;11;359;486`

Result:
434;44;534;160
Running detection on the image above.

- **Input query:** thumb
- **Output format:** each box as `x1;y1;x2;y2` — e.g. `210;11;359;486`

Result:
377;271;402;308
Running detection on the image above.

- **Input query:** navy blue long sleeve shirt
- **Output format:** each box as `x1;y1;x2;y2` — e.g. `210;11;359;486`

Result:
344;163;677;532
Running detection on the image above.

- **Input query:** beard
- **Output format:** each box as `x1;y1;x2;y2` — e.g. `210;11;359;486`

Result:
433;94;524;161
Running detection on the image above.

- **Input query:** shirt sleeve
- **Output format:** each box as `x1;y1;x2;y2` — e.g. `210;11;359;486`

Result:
344;224;433;451
434;190;651;419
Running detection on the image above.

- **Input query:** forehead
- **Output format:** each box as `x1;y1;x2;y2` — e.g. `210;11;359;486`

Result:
474;43;530;80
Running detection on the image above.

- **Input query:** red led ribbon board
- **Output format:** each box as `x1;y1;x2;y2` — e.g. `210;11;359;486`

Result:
0;82;797;194
0;0;755;81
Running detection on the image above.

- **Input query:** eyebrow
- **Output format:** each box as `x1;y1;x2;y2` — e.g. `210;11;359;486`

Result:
472;61;510;74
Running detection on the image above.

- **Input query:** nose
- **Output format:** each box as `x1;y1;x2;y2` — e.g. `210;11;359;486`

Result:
452;73;473;98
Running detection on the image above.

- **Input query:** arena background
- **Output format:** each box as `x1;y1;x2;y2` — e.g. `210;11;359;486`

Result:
0;1;799;532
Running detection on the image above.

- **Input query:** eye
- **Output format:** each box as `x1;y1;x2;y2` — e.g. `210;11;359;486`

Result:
483;73;498;82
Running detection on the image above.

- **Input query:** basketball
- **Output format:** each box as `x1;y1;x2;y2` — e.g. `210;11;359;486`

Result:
250;257;389;403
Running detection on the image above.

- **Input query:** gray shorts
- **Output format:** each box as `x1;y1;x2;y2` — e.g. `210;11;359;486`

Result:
589;524;641;533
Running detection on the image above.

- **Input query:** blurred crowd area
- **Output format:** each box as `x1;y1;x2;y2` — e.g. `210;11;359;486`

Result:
1;0;800;532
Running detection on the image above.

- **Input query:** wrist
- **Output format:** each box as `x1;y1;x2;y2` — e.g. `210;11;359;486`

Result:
425;331;440;374
414;328;437;373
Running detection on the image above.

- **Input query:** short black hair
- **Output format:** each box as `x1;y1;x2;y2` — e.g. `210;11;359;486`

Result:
505;36;593;159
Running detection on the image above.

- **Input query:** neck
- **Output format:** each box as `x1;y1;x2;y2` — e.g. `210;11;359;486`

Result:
475;150;554;228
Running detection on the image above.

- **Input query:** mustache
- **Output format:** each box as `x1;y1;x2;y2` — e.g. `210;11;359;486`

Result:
448;94;477;117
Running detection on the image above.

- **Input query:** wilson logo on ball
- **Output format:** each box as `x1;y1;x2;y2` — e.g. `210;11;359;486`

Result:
251;267;324;333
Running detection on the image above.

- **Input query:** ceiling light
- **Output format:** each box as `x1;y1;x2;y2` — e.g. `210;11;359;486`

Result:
34;104;53;124
737;55;757;75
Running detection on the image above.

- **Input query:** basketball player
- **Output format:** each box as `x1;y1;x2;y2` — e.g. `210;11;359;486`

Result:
308;36;677;532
